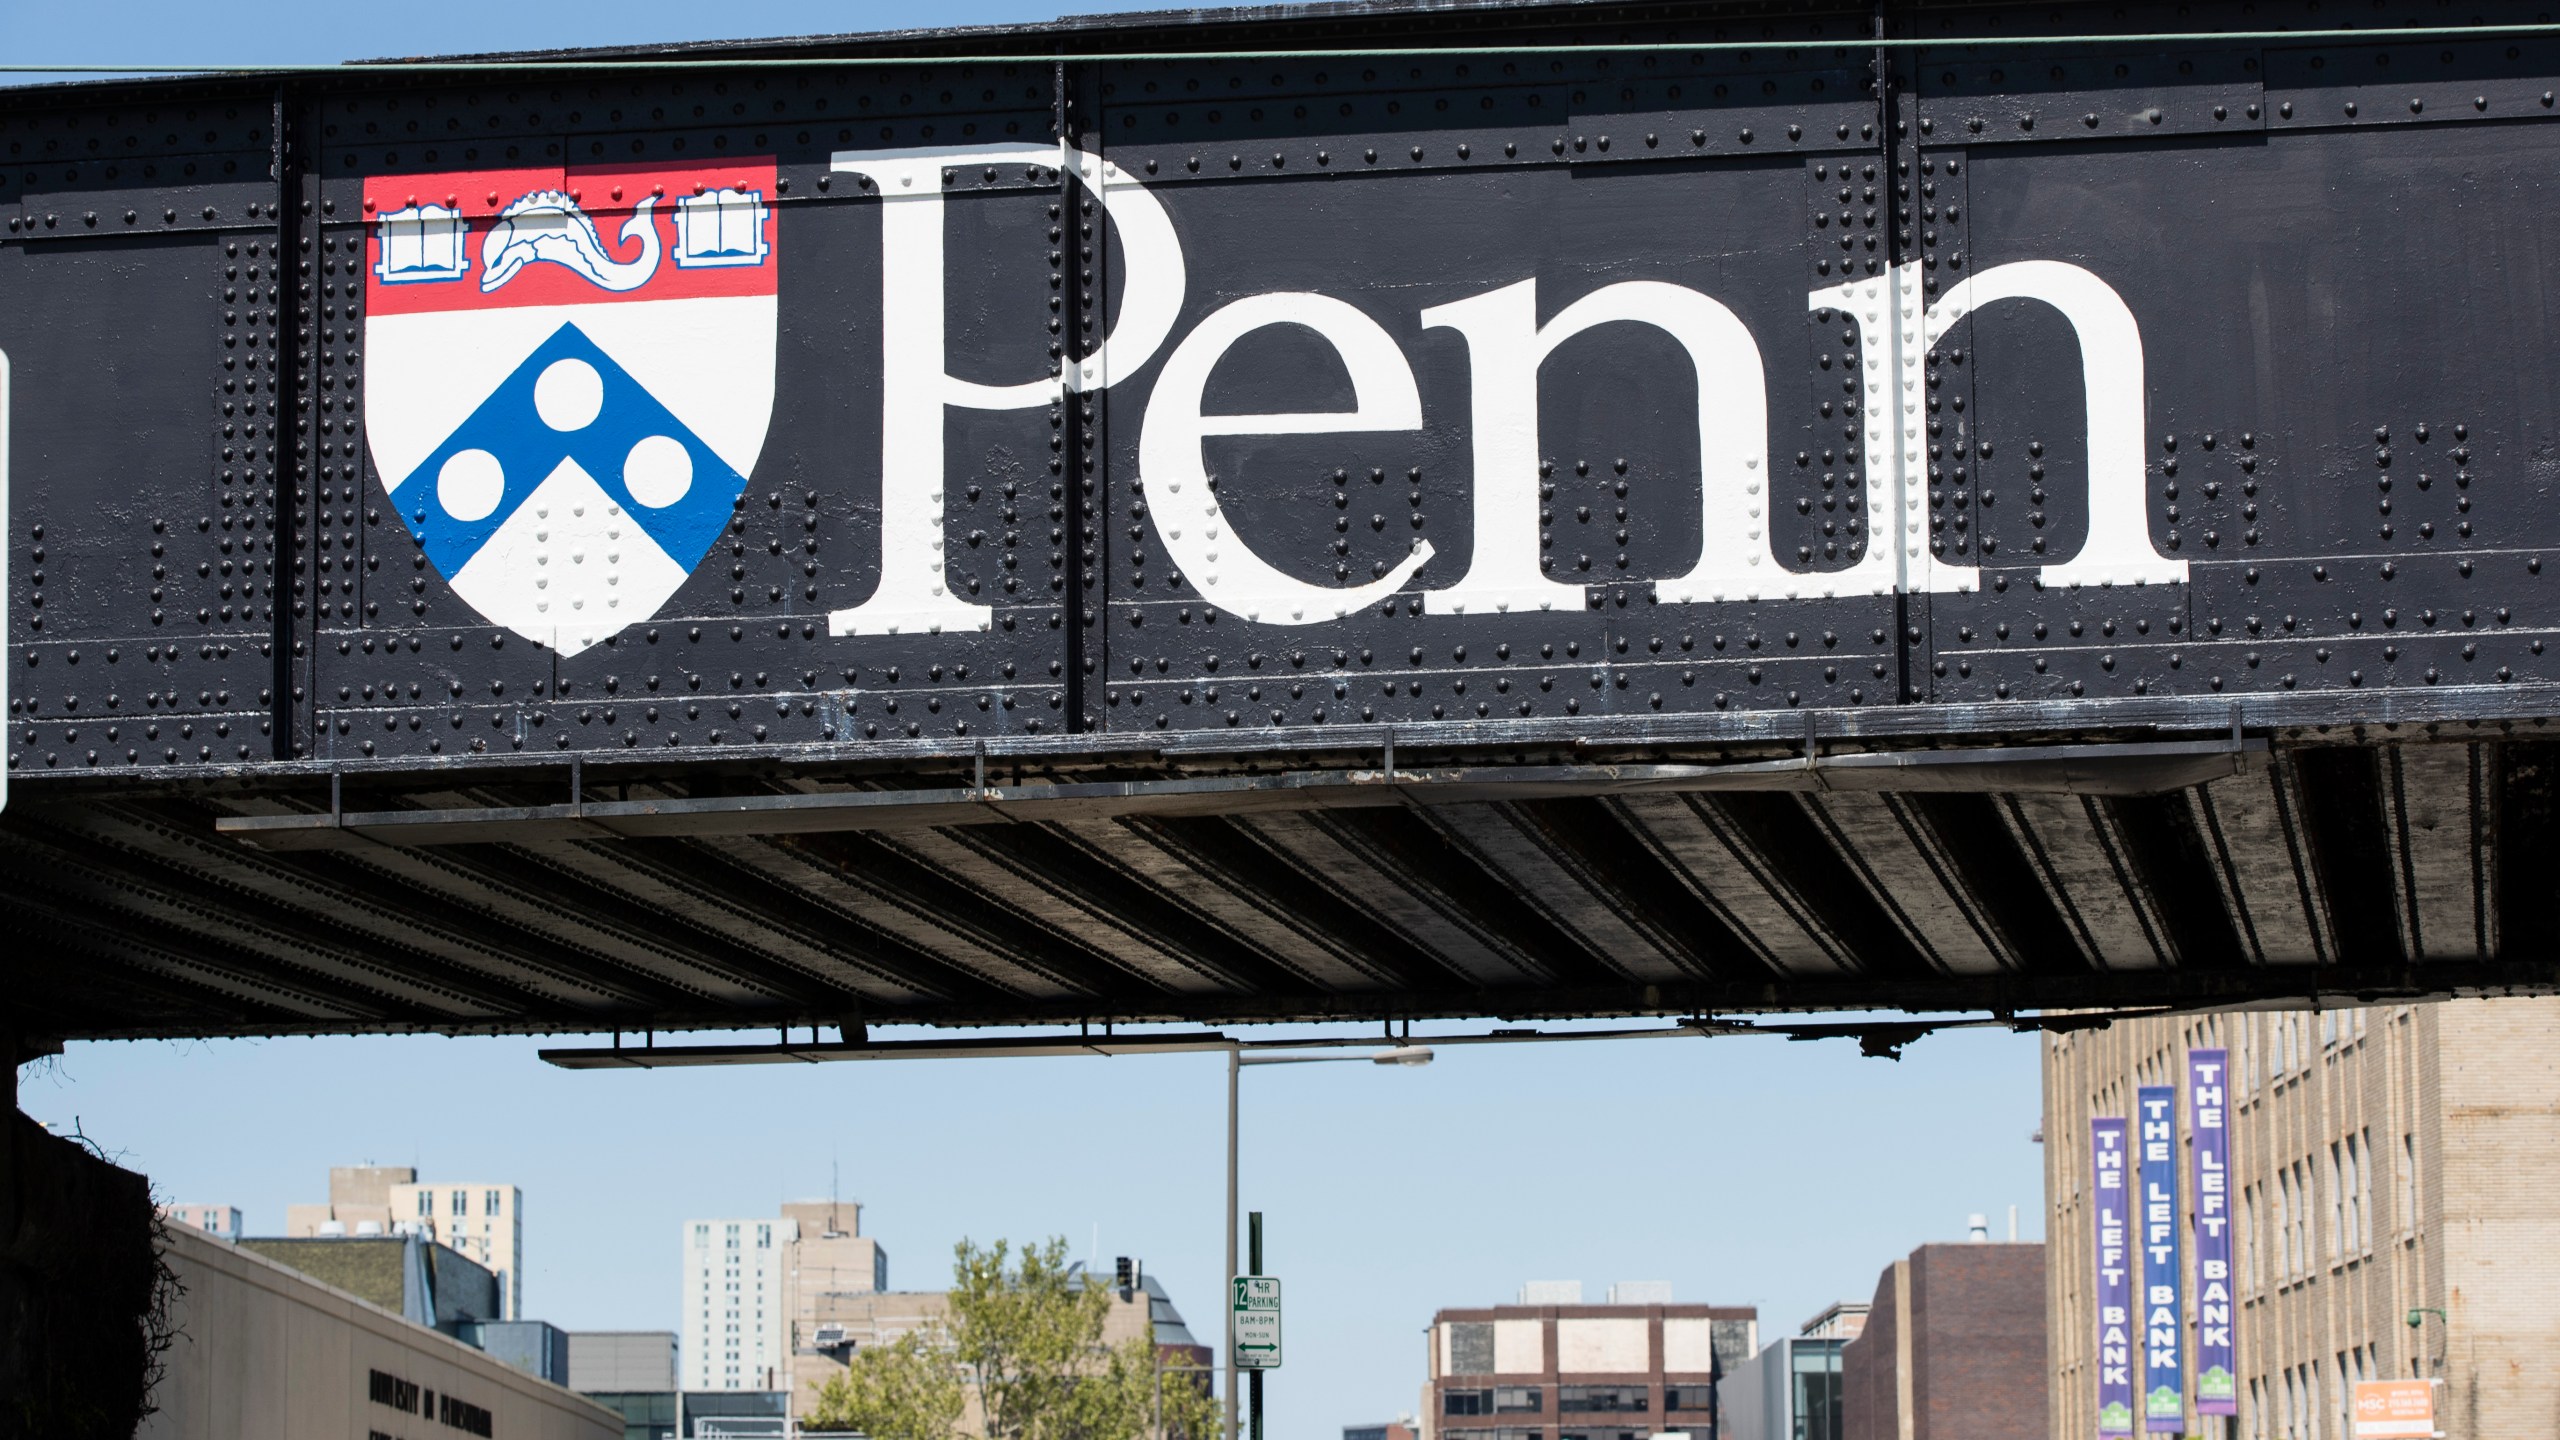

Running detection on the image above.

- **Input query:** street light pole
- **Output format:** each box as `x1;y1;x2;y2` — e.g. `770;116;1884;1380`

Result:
1224;1047;1240;1440
1222;1043;1432;1440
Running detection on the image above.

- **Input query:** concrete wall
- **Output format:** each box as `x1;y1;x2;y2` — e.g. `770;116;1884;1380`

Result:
141;1224;618;1440
568;1332;676;1393
1717;1338;1785;1440
2;1107;160;1437
2434;999;2560;1440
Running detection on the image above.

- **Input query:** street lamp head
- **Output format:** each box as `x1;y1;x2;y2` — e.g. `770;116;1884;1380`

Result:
1372;1045;1435;1066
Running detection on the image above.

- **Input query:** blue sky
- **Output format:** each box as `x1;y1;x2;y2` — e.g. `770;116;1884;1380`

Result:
3;3;1164;79
24;1019;2047;1437
8;4;2045;1435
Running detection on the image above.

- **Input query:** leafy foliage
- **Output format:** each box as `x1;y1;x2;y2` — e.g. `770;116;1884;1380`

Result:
807;1237;1220;1440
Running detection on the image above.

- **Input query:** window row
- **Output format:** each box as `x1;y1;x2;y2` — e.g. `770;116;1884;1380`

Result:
2239;1128;2405;1292
2235;1009;2374;1098
2247;1344;2384;1440
1440;1430;1654;1440
1443;1389;1542;1417
410;1187;508;1218
1445;1388;1705;1418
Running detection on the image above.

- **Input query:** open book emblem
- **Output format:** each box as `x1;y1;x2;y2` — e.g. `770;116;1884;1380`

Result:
673;187;772;269
373;202;470;284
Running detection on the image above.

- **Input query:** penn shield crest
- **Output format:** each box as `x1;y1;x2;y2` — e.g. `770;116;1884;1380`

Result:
363;160;777;655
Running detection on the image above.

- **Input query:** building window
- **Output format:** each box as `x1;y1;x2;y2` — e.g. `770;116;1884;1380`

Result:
486;1190;503;1217
1493;1387;1541;1414
2240;1185;2259;1296
2294;1161;2315;1280
2347;1131;2371;1254
1557;1387;1648;1413
448;1190;465;1217
1665;1384;1719;1411
2283;1168;2304;1276
1444;1390;1494;1418
2328;1142;2347;1265
2398;1132;2418;1237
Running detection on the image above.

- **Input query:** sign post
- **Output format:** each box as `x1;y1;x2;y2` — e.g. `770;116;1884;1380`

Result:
1234;1212;1278;1440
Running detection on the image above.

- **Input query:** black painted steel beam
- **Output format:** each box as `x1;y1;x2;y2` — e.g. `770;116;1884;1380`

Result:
7;0;2560;1046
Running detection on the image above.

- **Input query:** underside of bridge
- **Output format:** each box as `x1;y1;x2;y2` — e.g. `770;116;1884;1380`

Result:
9;728;2557;1044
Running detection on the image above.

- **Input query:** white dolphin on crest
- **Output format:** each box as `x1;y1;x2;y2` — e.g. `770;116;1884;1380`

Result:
481;191;662;292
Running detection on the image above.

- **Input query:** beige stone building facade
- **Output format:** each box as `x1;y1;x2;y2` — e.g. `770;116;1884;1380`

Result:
780;1267;1205;1425
142;1224;615;1440
2044;998;2560;1440
284;1164;524;1319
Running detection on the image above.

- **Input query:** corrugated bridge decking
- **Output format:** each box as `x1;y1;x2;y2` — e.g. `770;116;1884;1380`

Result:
8;732;2557;1040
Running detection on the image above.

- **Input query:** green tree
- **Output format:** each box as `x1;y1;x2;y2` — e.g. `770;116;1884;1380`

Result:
806;1237;1220;1440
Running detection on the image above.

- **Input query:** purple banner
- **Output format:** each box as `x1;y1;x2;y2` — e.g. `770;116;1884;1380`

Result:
2189;1049;2236;1415
2138;1086;2186;1432
2093;1117;2135;1438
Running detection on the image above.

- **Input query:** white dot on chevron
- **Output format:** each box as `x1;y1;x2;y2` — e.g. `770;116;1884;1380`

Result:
623;434;694;508
534;357;604;431
437;449;505;522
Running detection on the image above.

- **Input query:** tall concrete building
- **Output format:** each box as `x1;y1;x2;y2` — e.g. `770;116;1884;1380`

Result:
284;1164;525;1319
392;1178;524;1318
778;1198;888;1324
284;1164;413;1238
2043;998;2560;1440
678;1199;891;1396
1419;1285;1757;1440
682;1215;796;1392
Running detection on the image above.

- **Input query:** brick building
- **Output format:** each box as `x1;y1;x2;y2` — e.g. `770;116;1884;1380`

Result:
1837;1242;2045;1440
2043;998;2560;1440
1420;1285;1757;1440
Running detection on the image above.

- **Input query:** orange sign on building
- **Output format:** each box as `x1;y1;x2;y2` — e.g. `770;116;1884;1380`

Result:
2353;1380;2438;1439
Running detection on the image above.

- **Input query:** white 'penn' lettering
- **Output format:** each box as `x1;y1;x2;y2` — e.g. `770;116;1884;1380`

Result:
823;142;2187;637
